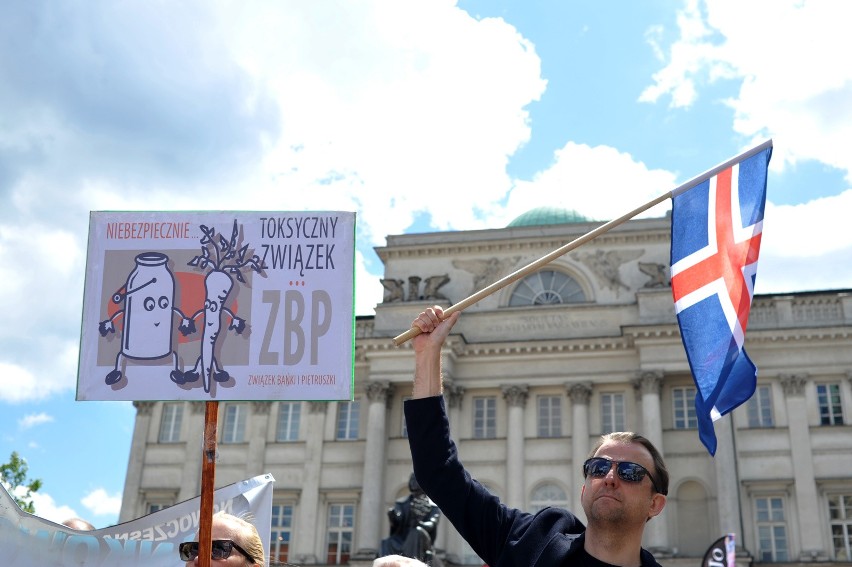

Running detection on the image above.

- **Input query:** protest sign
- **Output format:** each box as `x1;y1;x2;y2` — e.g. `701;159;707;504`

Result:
78;211;355;401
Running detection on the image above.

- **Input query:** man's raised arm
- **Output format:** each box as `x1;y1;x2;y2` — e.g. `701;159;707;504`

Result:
410;306;459;399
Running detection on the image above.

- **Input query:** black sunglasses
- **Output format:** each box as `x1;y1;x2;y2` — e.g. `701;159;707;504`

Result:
583;457;663;494
178;539;255;563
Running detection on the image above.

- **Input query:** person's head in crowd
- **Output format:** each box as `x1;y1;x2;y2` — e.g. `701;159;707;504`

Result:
373;555;429;567
62;517;96;531
179;511;265;566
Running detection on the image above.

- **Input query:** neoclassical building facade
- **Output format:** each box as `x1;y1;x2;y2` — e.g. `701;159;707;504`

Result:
119;209;852;566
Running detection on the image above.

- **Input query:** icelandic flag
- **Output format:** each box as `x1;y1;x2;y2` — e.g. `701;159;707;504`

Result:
670;143;772;455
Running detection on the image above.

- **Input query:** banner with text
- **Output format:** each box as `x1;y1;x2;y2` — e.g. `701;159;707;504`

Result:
0;473;274;567
702;533;736;567
78;211;355;401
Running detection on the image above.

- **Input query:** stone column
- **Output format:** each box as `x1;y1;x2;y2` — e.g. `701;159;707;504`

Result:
118;401;154;522
247;402;271;476
632;370;668;553
444;383;465;430
502;384;529;509
780;373;828;560
354;381;394;560
441;382;464;562
567;382;592;522
293;401;327;565
178;402;207;501
713;414;744;546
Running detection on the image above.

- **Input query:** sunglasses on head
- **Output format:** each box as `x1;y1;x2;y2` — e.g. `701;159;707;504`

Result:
178;539;255;563
583;457;663;494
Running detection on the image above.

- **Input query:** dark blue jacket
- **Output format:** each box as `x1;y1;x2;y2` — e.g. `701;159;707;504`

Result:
404;396;662;567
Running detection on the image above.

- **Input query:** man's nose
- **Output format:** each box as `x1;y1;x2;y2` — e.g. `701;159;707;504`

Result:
603;466;619;483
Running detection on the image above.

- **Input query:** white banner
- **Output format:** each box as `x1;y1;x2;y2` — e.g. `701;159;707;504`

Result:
0;474;274;567
78;211;355;401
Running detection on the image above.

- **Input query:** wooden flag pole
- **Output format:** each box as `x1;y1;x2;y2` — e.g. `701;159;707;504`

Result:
392;139;773;347
198;400;219;567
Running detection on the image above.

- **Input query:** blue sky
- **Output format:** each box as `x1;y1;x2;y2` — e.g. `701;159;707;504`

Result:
1;0;851;528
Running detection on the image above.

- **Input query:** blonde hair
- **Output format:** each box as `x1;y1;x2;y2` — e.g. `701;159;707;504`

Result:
214;511;266;566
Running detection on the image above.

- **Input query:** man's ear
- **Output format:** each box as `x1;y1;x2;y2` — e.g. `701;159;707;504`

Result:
647;493;666;521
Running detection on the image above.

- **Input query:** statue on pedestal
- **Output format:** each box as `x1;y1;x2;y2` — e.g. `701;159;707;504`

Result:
380;473;441;565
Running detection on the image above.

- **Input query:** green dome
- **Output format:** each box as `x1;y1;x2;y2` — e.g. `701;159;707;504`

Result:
507;206;592;227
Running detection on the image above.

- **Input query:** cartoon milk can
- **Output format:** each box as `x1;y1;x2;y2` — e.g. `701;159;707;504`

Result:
98;252;186;385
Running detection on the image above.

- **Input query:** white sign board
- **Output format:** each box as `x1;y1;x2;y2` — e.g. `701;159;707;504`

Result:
0;474;274;567
78;211;355;401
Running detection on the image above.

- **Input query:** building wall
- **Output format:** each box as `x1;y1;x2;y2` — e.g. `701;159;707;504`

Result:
119;216;852;566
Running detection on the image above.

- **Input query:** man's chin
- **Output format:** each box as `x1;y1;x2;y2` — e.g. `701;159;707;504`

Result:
588;499;625;523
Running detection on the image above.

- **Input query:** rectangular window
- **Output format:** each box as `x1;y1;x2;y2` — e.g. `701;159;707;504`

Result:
147;502;169;514
276;402;301;442
537;396;561;437
755;496;789;561
222;403;247;444
270;503;294;564
158;402;183;443
747;385;774;427
817;383;844;425
672;387;698;429
473;396;496;439
336;400;360;440
829;494;852;560
601;393;625;434
326;503;354;564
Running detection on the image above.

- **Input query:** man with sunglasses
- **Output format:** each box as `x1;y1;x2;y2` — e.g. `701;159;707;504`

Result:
405;306;669;567
179;511;265;566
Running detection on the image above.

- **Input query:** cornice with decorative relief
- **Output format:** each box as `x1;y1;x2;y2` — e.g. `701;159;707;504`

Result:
377;231;670;262
623;327;680;340
358;335;633;358
746;328;852;343
464;337;632;357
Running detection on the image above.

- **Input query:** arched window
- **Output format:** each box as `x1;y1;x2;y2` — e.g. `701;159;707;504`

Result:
529;483;568;513
509;270;585;306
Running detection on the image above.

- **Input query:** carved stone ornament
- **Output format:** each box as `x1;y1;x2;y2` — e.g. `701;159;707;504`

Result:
366;380;395;405
502;384;529;407
381;278;405;303
638;262;670;288
380;274;452;302
407;276;422;301
571;249;644;292
633;370;664;396
780;373;809;397
567;382;593;404
252;401;271;415
308;401;328;414
423;274;450;301
452;257;521;293
445;384;466;409
133;401;155;415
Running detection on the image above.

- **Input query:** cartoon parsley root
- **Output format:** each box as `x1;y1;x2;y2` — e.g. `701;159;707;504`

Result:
172;220;265;393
